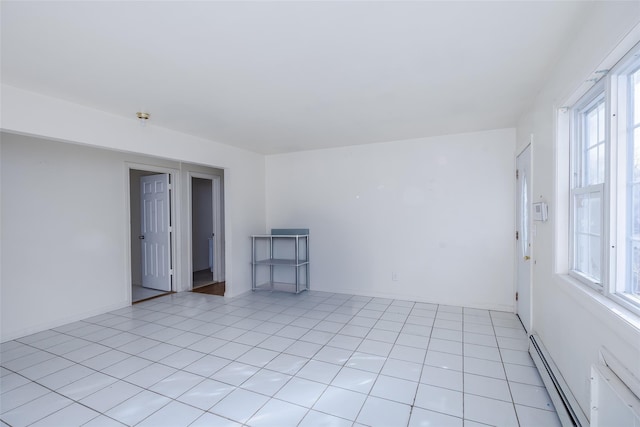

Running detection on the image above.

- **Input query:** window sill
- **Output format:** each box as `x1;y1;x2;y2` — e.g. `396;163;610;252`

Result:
556;274;640;344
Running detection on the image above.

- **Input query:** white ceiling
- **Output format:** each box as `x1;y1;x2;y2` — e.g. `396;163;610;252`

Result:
1;1;589;154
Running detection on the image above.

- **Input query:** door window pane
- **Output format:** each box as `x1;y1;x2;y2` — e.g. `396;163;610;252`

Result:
522;174;529;255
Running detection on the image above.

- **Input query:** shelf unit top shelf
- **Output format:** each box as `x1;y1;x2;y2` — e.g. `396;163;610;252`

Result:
253;258;308;266
251;234;309;238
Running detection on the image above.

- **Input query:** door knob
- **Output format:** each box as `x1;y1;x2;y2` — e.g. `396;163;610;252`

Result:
138;235;145;240
524;255;530;260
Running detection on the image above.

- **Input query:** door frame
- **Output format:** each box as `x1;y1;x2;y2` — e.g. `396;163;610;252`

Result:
125;162;181;304
187;172;225;290
515;142;533;333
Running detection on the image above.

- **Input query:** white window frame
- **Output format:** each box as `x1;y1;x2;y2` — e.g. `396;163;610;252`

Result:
609;47;640;315
569;85;607;290
567;42;640;317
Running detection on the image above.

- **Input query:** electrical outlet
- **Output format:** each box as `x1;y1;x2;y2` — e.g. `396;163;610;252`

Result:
392;272;399;282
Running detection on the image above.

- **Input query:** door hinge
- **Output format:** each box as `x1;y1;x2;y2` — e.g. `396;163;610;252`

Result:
515;292;519;301
516;230;519;240
516;169;519;179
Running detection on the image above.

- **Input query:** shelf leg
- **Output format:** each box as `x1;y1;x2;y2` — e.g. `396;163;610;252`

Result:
306;236;310;291
270;236;274;291
295;236;300;293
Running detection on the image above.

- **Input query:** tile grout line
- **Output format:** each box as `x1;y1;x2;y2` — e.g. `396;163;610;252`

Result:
1;292;555;427
461;306;466;426
491;309;521;427
226;292;363;426
2;297;309;426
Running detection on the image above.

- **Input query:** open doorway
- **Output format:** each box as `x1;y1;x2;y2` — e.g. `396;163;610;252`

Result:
130;168;175;303
190;173;225;295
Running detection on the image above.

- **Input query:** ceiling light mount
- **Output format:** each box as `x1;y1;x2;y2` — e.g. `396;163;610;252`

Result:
136;111;150;127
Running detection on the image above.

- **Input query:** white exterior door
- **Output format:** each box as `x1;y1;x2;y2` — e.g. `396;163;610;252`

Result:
141;174;172;291
516;145;532;333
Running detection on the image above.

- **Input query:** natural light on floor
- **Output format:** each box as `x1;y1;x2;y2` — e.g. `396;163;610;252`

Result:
1;291;558;427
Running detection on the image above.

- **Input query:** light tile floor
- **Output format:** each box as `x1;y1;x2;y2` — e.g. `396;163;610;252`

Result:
0;291;561;427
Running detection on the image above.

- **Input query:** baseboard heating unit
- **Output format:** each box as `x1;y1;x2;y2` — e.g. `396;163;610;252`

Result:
591;348;640;427
529;334;589;427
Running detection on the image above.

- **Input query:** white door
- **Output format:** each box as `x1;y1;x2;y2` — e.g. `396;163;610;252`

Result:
141;174;172;291
516;145;532;333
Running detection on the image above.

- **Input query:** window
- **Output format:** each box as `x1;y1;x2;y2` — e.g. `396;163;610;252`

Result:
569;43;640;315
625;67;640;302
571;92;605;286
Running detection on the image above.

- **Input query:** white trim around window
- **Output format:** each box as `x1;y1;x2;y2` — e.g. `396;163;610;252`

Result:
566;41;640;317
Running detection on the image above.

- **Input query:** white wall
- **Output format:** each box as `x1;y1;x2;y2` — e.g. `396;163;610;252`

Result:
266;128;515;310
515;1;640;418
0;85;265;342
1;135;161;339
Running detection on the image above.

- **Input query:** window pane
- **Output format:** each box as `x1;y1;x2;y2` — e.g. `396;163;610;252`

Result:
629;83;639;300
587;147;598;185
573;189;602;283
575;233;589;274
576;193;589;232
598;143;605;183
579;100;605;187
633;69;640;125
589;192;601;235
630;183;639;294
633;183;640;237
634;128;640;182
628;241;640;297
587;108;598;148
590;235;601;280
598;102;605;141
623;66;640;307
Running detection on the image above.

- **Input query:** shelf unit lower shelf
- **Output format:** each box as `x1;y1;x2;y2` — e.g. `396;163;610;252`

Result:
251;233;309;294
253;281;306;293
253;259;309;267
